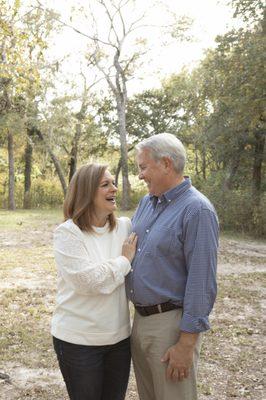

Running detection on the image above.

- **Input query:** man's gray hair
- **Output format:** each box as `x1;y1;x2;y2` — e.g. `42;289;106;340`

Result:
136;133;186;174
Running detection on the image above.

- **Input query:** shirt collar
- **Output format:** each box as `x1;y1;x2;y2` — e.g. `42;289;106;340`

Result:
149;176;191;207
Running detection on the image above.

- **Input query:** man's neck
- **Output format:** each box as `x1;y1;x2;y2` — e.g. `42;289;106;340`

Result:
157;175;185;197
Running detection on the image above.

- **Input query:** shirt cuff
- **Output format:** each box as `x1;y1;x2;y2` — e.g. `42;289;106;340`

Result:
180;312;210;333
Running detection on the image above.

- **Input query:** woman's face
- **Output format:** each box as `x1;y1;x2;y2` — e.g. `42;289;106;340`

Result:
93;170;118;218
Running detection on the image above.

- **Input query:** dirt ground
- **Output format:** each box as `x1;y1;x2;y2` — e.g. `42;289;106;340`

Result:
0;211;265;399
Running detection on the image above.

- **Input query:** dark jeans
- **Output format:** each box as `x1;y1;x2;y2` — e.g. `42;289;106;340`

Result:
53;336;131;400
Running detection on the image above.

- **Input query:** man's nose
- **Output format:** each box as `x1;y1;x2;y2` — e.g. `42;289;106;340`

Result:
138;172;144;180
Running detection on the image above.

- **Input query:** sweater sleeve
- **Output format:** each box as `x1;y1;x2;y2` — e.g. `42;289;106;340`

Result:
53;225;131;296
119;216;132;236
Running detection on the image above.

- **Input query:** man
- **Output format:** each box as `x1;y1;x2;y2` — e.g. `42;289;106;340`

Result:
126;133;219;400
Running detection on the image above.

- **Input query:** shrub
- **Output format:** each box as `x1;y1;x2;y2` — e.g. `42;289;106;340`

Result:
198;177;265;237
0;178;64;209
30;178;64;208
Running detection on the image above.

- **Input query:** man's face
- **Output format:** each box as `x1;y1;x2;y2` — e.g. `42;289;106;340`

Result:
137;149;167;196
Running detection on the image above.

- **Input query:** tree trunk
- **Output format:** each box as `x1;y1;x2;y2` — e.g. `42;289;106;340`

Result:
115;157;122;187
223;138;246;191
252;129;265;236
117;100;131;209
115;144;135;187
202;142;206;180
69;122;81;183
8;130;15;210
36;129;68;196
223;153;241;191
194;145;199;176
252;129;265;205
23;128;34;209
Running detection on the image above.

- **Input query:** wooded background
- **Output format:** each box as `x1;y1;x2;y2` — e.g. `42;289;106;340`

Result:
0;0;265;237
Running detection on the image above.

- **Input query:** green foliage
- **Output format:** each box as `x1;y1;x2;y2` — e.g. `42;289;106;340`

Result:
0;178;64;208
126;88;183;139
198;173;266;237
29;178;64;208
231;0;265;26
0;0;265;237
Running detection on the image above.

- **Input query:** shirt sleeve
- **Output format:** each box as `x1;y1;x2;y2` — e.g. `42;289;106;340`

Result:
180;207;219;333
53;226;131;296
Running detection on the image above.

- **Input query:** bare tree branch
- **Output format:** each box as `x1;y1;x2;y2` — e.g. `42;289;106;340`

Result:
97;0;120;46
35;3;117;49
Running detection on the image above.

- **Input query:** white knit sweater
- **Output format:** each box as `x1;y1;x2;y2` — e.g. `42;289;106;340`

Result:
51;217;132;345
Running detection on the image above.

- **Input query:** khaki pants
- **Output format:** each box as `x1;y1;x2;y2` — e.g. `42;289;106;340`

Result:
131;309;202;400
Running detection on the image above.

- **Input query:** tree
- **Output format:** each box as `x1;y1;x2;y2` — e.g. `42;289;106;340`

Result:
37;0;145;208
201;15;265;190
231;0;265;26
231;0;266;203
37;0;192;209
0;1;32;209
83;0;151;209
0;0;56;209
22;6;56;208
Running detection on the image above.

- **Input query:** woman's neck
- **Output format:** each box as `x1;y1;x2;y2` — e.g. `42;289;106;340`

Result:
91;213;109;227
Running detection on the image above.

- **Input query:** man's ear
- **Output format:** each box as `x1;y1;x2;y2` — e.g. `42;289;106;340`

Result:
161;157;172;173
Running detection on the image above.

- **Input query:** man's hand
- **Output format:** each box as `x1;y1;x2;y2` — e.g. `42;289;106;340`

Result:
161;332;199;382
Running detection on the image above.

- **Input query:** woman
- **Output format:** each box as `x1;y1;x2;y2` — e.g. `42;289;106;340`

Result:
51;163;137;400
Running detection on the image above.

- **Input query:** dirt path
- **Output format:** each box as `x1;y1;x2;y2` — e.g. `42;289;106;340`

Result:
0;219;265;399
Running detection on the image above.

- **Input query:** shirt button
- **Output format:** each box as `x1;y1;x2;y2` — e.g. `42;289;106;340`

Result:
137;248;141;252
130;290;133;293
146;229;149;233
130;268;133;272
168;199;171;202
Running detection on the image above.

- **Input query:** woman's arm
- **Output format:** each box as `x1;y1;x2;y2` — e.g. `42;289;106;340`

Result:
54;226;132;296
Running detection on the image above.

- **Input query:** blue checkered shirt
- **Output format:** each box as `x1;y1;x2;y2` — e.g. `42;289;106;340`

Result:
126;177;219;333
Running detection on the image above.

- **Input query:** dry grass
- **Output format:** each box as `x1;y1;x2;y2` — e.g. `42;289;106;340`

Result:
0;210;265;399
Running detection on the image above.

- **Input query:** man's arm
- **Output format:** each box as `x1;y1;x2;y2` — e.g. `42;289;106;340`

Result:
162;207;219;381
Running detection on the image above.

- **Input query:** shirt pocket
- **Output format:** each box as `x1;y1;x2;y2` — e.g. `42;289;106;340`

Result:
147;226;176;257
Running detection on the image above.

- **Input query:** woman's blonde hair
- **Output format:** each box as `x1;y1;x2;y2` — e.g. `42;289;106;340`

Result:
63;163;116;232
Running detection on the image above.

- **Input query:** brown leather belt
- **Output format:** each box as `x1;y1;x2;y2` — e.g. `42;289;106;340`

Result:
134;301;182;317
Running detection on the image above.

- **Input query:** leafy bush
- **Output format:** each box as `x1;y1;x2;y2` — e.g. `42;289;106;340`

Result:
30;179;64;208
0;178;64;209
1;172;264;238
198;176;266;237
